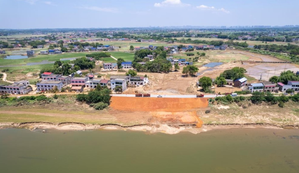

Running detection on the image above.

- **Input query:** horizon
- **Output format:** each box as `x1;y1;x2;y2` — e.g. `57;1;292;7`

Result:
1;0;299;29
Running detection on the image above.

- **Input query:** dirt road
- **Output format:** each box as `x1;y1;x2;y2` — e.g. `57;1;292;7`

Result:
1;73;14;83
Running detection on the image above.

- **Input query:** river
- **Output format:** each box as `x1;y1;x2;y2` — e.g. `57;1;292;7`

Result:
0;128;299;173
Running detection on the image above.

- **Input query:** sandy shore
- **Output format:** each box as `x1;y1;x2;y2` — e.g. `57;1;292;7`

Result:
0;122;295;134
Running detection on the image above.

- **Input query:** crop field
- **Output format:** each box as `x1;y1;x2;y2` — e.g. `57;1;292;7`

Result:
110;52;134;61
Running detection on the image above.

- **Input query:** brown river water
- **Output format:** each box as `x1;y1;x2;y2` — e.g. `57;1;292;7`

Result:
0;128;299;173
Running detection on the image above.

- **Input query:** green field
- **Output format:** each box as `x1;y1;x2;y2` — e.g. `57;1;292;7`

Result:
110;52;134;61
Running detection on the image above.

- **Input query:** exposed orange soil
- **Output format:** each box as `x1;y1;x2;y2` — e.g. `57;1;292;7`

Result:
110;97;208;126
110;97;208;112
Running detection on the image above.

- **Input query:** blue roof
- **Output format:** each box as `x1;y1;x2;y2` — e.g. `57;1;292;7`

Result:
104;45;110;47
121;62;132;65
48;50;55;52
178;59;186;62
251;83;264;87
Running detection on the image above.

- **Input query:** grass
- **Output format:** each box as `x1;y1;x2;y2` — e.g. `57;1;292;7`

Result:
110;52;134;61
101;57;117;63
0;113;114;124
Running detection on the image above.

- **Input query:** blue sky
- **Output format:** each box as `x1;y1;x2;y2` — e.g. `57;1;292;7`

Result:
1;0;299;29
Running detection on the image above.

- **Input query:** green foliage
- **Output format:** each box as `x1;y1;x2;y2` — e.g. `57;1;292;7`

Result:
286;89;294;94
269;76;279;83
117;58;125;69
134;49;152;59
92;102;108;110
74;57;95;70
126;69;137;77
250;92;265;104
199;76;212;92
182;65;199;76
86;52;111;60
215;76;226;87
115;86;123;93
53;94;58;99
76;94;87;102
276;70;299;84
220;67;247;80
174;63;180;71
130;45;134;51
278;101;284;108
278;95;289;103
235;90;251;95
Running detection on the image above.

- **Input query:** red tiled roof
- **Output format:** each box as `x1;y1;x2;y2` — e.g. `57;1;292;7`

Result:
100;79;109;84
43;72;52;75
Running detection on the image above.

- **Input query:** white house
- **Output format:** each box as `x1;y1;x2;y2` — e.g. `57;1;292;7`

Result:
110;78;127;91
129;76;149;86
36;81;63;91
248;83;264;93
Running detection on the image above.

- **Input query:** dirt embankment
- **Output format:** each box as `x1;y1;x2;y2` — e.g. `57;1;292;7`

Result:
110;97;208;127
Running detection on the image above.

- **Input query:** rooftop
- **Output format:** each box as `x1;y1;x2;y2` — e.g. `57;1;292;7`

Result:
251;83;264;87
38;81;62;84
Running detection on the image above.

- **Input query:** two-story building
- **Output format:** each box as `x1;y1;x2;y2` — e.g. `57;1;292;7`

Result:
36;81;63;91
41;72;71;85
234;77;247;88
103;63;117;70
129;76;149;86
248;83;264;93
288;81;299;91
85;79;101;89
0;80;32;95
110;78;127;91
71;77;88;92
263;82;279;92
121;62;132;69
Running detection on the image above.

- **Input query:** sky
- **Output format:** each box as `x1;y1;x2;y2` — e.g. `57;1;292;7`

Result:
1;0;299;29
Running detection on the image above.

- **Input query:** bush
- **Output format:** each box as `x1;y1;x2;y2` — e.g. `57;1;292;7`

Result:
36;95;49;101
278;95;289;103
291;94;299;102
93;102;108;110
76;94;87;102
235;91;251;95
278;101;284;108
53;94;58;99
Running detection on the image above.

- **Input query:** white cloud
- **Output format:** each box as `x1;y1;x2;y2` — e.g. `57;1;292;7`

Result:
44;1;52;5
81;6;118;13
196;5;230;13
154;0;190;7
24;0;39;5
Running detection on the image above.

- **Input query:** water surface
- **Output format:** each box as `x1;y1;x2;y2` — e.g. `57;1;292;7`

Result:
5;55;28;59
204;62;223;67
0;129;299;173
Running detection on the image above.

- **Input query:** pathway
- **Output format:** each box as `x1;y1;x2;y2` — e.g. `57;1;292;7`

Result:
110;56;117;61
1;73;14;84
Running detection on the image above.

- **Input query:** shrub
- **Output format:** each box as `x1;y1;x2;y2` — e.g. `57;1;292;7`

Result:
279;95;289;103
93;102;108;110
36;95;49;101
76;94;87;102
278;101;284;108
53;94;58;99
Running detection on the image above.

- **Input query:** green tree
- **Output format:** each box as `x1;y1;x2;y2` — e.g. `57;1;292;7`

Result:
215;76;227;87
117;58;125;69
182;66;189;76
126;69;137;77
200;53;206;57
130;45;134;51
174;63;180;71
187;65;199;76
199;77;212;92
115;86;123;93
269;76;279;83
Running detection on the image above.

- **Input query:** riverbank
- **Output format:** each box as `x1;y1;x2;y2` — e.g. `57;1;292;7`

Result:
0;121;296;134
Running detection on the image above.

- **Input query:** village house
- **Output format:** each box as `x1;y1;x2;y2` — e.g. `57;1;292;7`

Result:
234;77;247;88
103;63;117;70
121;62;133;69
27;50;35;57
36;81;63;92
129;76;149;86
99;79;109;87
0;50;6;54
277;82;293;92
85;79;101;89
226;79;234;85
37;45;44;49
248;83;264;93
110;78;127;91
262;82;279;92
288;81;299;91
0;80;32;95
40;50;48;55
71;77;88;92
41;72;71;86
